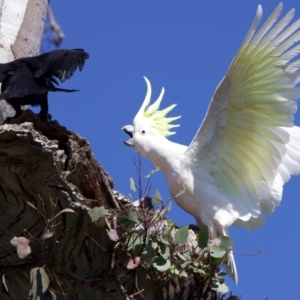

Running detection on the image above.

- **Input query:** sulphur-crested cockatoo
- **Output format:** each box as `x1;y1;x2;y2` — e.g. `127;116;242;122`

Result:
122;3;300;283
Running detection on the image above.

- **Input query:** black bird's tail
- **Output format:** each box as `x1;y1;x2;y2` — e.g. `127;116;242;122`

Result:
51;88;80;93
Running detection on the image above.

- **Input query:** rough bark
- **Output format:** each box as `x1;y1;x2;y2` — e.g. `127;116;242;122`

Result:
0;111;229;300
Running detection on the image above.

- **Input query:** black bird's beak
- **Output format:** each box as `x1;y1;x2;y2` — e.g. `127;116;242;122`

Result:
122;125;135;146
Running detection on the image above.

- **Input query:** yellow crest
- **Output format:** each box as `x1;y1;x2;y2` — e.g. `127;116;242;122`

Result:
134;77;181;136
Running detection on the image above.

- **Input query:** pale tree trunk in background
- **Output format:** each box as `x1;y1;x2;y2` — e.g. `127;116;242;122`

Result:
0;0;48;124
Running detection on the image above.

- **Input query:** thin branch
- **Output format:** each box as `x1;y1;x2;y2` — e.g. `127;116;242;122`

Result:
47;6;65;46
111;243;130;300
132;270;146;300
112;270;130;300
50;267;65;296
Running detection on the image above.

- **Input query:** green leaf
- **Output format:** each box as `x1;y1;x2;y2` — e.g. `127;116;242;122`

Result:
151;204;172;223
194;268;206;276
119;211;138;229
142;242;156;255
88;206;109;227
163;222;176;239
175;225;189;245
157;242;170;259
133;244;144;257
218;271;228;276
209;245;226;258
179;270;188;278
157;235;169;245
173;251;187;261
198;225;209;249
210;256;224;266
126;233;143;251
142;243;156;263
169;266;180;276
30;267;50;298
145;166;160;178
153;256;171;272
219;236;234;252
161;246;170;260
130;177;136;191
218;277;225;284
192;261;199;268
180;260;193;269
160;203;172;215
47;290;57;300
126;211;138;222
211;281;229;294
49;289;64;300
153;189;162;206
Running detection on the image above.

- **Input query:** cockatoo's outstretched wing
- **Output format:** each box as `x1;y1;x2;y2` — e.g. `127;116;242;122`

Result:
185;3;300;230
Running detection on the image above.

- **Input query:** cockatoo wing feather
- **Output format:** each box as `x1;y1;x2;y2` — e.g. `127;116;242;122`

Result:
185;3;300;229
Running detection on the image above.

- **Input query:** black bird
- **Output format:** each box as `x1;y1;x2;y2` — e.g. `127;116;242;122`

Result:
0;49;89;122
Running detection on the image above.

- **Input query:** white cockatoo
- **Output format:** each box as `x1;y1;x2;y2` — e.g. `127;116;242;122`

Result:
122;3;300;283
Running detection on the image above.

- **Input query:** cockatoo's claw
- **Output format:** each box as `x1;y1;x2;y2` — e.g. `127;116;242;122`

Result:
122;125;135;146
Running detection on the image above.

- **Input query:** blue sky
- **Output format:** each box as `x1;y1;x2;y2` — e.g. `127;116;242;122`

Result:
45;1;300;298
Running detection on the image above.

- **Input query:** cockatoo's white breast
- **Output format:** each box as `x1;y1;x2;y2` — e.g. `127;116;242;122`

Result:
161;146;240;238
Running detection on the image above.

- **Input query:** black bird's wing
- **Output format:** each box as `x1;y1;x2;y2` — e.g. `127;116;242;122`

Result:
0;63;46;100
0;49;88;122
0;62;15;83
24;49;89;82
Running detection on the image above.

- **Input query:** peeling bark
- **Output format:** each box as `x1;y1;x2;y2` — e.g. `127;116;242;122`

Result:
0;112;115;299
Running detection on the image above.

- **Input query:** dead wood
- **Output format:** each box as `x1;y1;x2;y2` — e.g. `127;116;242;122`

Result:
0;110;229;300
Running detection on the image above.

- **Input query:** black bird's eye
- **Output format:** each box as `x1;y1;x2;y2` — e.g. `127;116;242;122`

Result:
141;130;146;134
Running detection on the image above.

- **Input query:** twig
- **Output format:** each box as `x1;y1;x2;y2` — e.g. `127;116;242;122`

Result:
83;232;107;252
132;270;146;300
47;6;65;46
133;155;143;200
111;243;130;300
112;270;130;300
50;267;65;296
234;250;264;256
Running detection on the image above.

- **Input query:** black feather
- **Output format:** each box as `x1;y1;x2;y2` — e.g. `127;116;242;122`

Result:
0;49;89;122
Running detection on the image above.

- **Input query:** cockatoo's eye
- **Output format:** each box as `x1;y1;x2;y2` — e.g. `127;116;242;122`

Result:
141;130;146;134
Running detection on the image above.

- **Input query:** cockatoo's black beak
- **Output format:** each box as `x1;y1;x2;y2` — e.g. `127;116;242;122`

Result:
122;125;135;146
